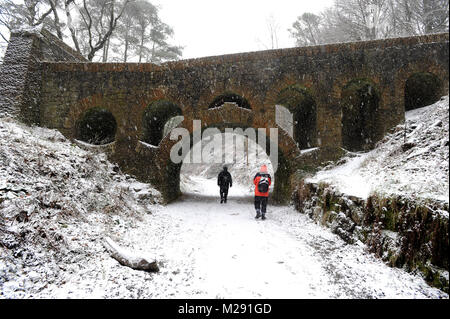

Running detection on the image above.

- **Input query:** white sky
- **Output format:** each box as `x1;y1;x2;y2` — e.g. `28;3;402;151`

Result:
152;0;334;59
0;0;334;61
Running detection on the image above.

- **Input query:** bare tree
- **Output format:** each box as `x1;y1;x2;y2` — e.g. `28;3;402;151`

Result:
319;7;351;44
115;0;182;64
46;0;64;39
289;0;448;47
289;13;322;46
64;0;81;53
0;0;53;35
0;1;15;42
1;0;182;62
65;0;131;61
110;1;140;62
144;22;183;63
256;14;280;50
334;0;393;41
266;14;279;49
22;0;53;27
132;0;158;62
394;0;449;35
289;8;352;46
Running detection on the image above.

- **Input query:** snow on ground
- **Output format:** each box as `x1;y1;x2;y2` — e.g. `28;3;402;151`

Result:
29;177;447;299
307;95;449;203
181;175;252;197
181;133;275;194
0;117;161;298
0;116;447;299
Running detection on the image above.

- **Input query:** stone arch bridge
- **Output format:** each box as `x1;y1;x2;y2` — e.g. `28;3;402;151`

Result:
0;29;448;203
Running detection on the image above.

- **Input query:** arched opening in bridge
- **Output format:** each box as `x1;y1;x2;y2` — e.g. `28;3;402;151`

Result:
208;92;251;109
276;85;317;149
142;100;182;146
75;107;117;145
161;125;292;204
341;79;380;152
405;72;443;111
180;132;275;198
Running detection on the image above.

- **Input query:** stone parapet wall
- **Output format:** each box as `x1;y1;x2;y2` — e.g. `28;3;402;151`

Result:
37;33;449;146
38;32;449;72
37;29;87;62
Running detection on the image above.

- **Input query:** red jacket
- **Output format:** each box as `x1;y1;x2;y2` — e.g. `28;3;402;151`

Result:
253;173;271;197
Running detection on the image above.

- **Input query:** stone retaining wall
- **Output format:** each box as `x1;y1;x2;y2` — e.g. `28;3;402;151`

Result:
293;180;449;292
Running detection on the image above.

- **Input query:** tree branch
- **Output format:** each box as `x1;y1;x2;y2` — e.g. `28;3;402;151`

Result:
83;0;94;53
31;7;53;27
64;0;81;53
0;30;9;43
47;0;64;39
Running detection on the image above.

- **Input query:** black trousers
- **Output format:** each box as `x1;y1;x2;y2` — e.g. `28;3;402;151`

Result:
220;186;229;201
254;196;268;214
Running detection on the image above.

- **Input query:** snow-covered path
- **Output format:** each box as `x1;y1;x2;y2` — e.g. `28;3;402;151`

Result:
157;193;332;298
1;117;447;299
138;189;445;299
13;177;446;299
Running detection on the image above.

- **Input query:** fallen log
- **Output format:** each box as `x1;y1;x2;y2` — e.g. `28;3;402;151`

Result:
103;236;159;272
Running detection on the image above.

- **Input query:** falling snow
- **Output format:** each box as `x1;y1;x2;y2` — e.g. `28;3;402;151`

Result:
0;96;448;298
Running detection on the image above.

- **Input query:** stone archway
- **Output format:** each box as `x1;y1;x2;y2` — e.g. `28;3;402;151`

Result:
141;99;183;146
340;78;380;152
143;103;300;203
394;60;449;116
404;72;443;111
75;107;117;145
208;92;252;110
275;84;317;149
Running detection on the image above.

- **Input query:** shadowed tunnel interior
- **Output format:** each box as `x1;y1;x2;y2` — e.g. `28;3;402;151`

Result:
208;92;251;110
276;85;317;149
405;72;443;111
341;79;380;152
75;107;117;145
142;100;183;146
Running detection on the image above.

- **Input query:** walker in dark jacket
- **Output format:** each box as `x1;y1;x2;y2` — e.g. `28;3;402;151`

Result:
217;166;232;203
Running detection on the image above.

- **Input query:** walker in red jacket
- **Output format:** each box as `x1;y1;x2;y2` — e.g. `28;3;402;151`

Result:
253;165;272;220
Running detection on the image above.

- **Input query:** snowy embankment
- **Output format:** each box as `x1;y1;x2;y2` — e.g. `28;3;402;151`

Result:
307;95;449;204
0;118;161;297
0;113;447;299
12;188;446;299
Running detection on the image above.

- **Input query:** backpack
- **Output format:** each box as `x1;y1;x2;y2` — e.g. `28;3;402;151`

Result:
222;174;230;185
257;175;269;193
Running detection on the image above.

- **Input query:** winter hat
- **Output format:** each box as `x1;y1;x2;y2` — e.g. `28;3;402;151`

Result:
260;165;268;173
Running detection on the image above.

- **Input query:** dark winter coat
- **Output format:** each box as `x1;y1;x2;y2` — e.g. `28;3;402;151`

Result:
218;170;232;189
